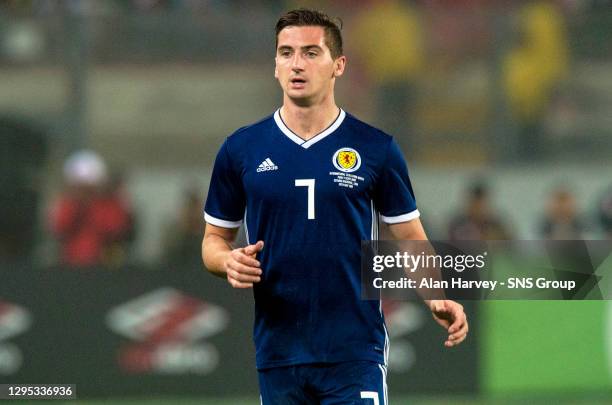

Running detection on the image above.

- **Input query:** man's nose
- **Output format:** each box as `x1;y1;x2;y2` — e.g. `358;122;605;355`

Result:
291;53;305;70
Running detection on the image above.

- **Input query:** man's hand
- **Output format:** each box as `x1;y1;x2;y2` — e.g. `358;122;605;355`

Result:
224;240;264;289
427;300;468;347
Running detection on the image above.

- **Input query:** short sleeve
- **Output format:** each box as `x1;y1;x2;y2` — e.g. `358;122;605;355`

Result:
204;139;246;228
373;138;420;224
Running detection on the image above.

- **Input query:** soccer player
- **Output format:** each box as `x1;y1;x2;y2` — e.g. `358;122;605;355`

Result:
202;9;468;404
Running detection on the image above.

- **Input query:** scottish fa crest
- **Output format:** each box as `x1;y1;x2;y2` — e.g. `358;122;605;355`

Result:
332;147;361;173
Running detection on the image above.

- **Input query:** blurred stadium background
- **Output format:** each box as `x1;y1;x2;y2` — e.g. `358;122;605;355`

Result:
0;0;611;403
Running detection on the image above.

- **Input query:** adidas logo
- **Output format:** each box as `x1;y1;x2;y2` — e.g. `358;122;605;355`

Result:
256;158;279;173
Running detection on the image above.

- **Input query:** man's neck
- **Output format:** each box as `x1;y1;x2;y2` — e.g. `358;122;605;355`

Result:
280;97;340;141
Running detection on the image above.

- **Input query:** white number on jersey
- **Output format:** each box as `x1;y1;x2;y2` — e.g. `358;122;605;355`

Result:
295;179;315;220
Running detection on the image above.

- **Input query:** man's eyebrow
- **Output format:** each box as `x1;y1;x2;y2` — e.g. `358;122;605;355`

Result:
277;45;323;51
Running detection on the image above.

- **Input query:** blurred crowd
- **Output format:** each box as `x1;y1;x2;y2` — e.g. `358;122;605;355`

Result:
1;0;610;163
0;1;610;270
42;150;207;269
1;149;606;270
447;179;612;241
48;150;135;269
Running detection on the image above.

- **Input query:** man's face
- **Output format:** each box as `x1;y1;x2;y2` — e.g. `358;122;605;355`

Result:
275;26;345;105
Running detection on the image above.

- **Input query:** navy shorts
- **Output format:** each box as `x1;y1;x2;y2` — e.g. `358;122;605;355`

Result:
258;361;388;405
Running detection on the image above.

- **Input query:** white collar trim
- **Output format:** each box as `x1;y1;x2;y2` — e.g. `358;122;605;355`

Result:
273;108;346;149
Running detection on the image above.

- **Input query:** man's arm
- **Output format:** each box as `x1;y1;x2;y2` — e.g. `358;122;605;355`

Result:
386;216;428;240
387;218;469;348
202;223;264;288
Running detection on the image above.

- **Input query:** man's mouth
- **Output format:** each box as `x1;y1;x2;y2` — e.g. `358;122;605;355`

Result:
290;78;307;85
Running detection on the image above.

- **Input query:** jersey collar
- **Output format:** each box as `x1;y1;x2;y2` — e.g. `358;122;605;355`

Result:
274;108;346;149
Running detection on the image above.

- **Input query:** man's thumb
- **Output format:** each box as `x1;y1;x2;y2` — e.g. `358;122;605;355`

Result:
245;240;264;255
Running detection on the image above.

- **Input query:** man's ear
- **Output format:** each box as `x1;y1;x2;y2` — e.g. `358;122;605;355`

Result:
333;55;347;78
274;57;279;79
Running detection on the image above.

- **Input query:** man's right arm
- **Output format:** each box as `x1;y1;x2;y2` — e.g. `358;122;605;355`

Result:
202;223;264;288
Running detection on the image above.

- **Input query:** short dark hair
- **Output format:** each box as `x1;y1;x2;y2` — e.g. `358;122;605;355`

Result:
275;8;343;59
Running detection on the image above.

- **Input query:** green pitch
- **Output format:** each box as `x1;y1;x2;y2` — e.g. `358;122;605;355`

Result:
57;394;612;404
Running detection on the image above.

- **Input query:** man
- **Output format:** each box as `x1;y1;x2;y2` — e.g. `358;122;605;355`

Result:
540;186;584;240
598;185;612;239
448;180;512;241
50;150;133;268
202;9;468;404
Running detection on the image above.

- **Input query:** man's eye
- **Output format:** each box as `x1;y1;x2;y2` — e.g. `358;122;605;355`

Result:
280;51;292;57
306;52;317;57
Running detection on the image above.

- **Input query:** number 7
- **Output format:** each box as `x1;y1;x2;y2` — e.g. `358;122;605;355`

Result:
295;179;315;220
360;391;380;404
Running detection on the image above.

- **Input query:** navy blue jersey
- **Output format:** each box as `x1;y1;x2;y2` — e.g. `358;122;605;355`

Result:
204;109;419;369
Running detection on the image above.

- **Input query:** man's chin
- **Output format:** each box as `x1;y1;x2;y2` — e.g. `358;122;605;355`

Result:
287;93;314;107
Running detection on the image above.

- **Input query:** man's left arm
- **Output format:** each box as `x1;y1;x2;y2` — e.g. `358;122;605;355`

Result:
387;218;469;348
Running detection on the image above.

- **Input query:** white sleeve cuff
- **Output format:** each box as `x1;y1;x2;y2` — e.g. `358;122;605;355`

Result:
380;209;420;224
204;212;242;228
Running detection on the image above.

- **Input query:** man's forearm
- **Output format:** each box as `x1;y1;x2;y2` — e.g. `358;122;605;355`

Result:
387;220;445;301
404;241;446;301
202;234;232;278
